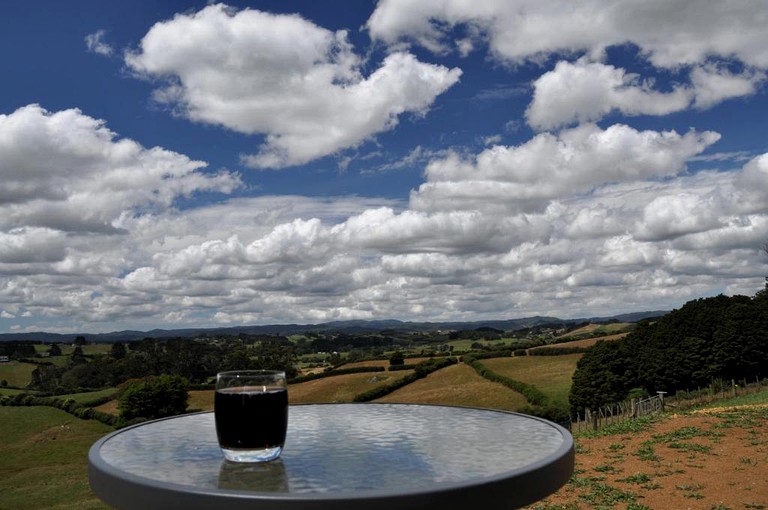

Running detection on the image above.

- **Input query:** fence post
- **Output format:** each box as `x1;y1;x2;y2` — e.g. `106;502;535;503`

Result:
657;391;666;413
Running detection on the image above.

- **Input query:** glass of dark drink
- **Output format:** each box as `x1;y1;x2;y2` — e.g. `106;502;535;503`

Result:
214;370;288;463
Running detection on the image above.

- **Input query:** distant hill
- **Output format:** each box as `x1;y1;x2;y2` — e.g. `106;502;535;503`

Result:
0;311;669;343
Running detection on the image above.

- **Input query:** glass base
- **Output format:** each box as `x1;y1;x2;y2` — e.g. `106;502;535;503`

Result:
221;445;283;463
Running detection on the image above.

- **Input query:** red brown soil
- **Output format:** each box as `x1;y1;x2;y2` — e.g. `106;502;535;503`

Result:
531;406;768;509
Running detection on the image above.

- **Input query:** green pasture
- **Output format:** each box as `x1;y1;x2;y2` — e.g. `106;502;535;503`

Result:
46;355;73;367
0;387;28;396
57;388;117;404
482;354;582;408
0;406;111;510
696;386;768;409
0;361;36;388
376;362;529;411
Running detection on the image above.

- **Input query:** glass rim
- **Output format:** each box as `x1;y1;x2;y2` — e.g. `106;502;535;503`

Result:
216;369;286;378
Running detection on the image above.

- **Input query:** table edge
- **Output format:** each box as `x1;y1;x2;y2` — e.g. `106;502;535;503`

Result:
89;403;574;510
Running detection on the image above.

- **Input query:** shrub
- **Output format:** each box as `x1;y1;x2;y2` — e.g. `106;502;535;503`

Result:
388;364;417;371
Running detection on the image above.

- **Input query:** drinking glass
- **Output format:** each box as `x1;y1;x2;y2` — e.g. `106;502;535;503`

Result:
214;370;288;463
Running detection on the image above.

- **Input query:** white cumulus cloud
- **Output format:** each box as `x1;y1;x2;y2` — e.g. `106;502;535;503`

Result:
125;4;461;169
526;60;692;130
527;60;766;130
367;0;768;68
411;123;720;213
0;104;241;234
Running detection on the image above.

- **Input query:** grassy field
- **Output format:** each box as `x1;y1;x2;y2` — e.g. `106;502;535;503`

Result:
57;388;117;404
0;361;36;388
0;387;29;396
0;406;111;510
342;357;432;369
482;354;582;408
289;371;416;403
445;338;506;351
533;332;628;350
2;357;766;510
556;322;632;338
697;386;768;409
162;370;425;414
376;363;529;411
340;359;391;369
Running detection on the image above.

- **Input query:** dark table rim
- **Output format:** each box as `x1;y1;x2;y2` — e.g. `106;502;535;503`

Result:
89;403;574;510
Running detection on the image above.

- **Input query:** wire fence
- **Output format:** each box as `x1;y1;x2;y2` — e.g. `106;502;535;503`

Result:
570;376;767;434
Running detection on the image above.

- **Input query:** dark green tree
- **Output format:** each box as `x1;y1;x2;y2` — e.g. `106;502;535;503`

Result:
70;345;87;365
389;351;405;366
110;342;127;360
570;286;768;414
61;361;113;389
252;340;298;378
29;364;64;392
221;345;254;371
569;339;634;414
48;343;62;356
118;375;189;421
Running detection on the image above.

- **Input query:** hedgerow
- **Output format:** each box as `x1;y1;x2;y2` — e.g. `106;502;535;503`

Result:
289;366;385;384
353;357;457;402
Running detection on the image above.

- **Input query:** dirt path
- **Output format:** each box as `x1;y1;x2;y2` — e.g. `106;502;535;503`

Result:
530;406;768;509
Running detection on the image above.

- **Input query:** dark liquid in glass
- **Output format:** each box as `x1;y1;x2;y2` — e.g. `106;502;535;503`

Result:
215;387;288;450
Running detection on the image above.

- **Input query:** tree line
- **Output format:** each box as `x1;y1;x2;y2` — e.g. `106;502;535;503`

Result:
28;336;299;394
569;285;768;414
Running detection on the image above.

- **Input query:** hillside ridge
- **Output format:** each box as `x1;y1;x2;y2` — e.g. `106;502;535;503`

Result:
0;311;668;342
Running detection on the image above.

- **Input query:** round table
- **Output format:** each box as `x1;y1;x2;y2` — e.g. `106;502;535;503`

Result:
88;403;573;509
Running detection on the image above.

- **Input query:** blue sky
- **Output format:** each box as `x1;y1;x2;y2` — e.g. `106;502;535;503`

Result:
1;0;767;334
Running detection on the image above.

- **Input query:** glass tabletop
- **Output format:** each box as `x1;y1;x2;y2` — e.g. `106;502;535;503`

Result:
89;403;573;509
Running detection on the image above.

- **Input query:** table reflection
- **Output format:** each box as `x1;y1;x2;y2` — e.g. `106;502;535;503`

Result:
218;459;289;492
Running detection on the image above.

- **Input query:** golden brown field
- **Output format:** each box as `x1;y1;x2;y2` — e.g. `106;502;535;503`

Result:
534;332;628;350
376;363;528;411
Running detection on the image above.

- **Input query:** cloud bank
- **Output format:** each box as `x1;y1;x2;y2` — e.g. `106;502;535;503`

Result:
2;104;765;331
1;2;767;333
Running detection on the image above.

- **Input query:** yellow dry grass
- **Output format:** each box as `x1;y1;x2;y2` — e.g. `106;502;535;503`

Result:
342;357;431;370
376;363;528;411
534;332;627;350
289;371;414;404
